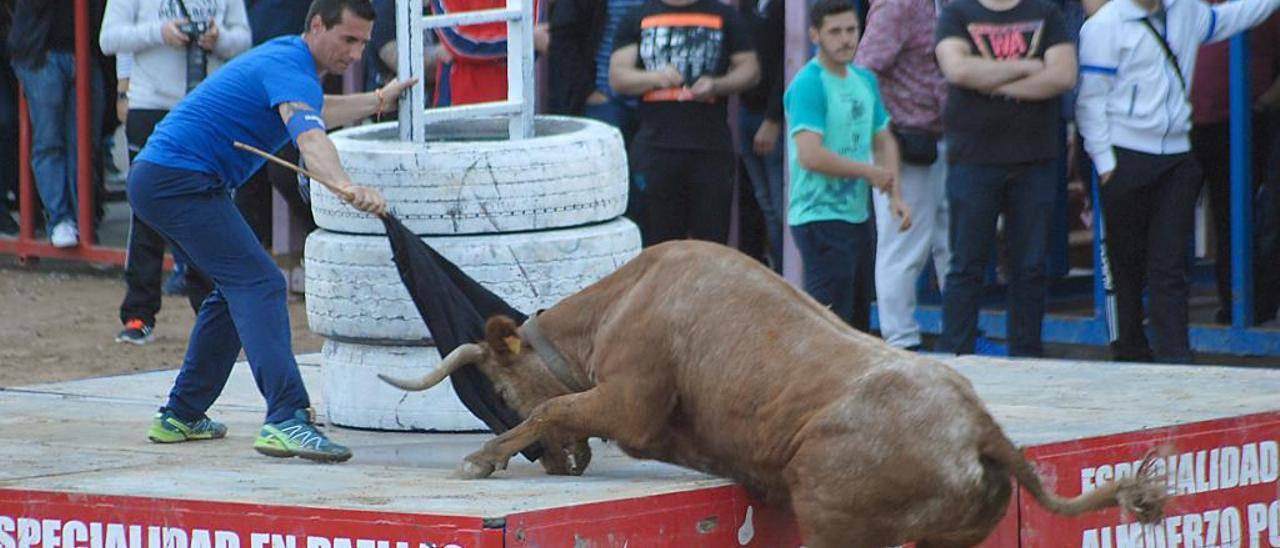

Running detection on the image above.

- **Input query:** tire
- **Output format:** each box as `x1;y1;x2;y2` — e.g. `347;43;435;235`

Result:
321;340;489;432
305;218;641;343
312;116;629;236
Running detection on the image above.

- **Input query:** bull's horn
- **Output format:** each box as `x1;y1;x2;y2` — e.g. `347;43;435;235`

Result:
378;343;485;392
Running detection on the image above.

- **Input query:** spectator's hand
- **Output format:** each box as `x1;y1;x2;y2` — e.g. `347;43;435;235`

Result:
198;19;219;51
533;22;550;54
344;185;387;216
753;119;780;155
436;46;454;65
1255;87;1280;112
651;65;684;90
866;166;895;192
162;18;191;47
379;77;419;102
690;76;718;100
586;91;609;105
1099;170;1113;186
891;195;912;232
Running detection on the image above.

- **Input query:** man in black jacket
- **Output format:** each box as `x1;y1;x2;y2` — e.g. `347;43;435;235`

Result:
737;0;783;272
7;0;104;248
547;0;645;229
0;0;19;235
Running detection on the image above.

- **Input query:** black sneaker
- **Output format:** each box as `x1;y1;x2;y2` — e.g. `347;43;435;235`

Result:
115;319;154;345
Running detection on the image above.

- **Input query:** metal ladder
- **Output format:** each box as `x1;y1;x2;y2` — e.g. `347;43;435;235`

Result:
393;0;536;142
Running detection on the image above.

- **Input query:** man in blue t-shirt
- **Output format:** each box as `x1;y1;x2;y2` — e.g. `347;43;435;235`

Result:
128;0;415;462
785;0;909;331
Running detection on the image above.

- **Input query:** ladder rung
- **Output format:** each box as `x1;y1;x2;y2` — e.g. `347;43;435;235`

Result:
420;100;523;122
422;8;521;28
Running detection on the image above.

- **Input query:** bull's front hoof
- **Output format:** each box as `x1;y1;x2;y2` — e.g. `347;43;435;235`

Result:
460;458;497;479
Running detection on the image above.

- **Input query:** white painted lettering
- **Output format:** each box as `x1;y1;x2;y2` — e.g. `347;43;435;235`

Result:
1194;451;1211;494
268;535;292;548
1178;452;1197;495
1247;502;1269;548
1184;512;1205;548
1223;506;1244;548
103;525;125;548
1223;447;1242;490
189;530;210;548
17;518;39;548
1083;467;1098;493
212;532;236;548
1261;442;1279;483
249;533;268;548
42;520;61;548
1;516;14;548
62;521;86;548
1165;515;1183;547
1243;444;1262;488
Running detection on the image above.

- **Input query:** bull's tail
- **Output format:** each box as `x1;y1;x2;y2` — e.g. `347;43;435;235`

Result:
982;429;1168;523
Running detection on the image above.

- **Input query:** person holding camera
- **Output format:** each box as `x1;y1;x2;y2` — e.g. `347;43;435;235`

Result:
100;0;250;345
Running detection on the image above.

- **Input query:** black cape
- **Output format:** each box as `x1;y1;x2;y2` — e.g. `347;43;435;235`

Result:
381;215;542;461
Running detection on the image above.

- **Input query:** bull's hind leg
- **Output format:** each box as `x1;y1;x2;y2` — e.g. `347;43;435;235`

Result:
460;387;666;478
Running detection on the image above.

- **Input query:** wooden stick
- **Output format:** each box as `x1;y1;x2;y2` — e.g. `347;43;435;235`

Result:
233;141;354;202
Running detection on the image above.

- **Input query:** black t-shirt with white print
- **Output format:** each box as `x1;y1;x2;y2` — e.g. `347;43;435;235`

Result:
936;0;1069;165
613;0;754;151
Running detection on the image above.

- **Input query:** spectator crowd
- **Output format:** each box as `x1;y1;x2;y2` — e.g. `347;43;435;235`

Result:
1;0;1279;367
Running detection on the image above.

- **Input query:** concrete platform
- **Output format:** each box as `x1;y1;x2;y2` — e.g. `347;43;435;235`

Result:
2;355;1278;547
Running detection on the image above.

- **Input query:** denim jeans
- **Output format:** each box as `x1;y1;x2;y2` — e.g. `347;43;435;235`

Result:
737;107;786;273
792;220;875;332
12;52;103;227
0;57;19;215
938;160;1057;357
129;161;310;424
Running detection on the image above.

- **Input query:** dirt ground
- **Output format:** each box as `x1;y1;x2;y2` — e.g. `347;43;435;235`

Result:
0;260;323;387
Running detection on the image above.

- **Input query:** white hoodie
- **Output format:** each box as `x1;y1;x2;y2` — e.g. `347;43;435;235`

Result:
1076;0;1280;175
99;0;251;110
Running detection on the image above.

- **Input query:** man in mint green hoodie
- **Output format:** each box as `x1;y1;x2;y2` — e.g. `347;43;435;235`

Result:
785;0;909;331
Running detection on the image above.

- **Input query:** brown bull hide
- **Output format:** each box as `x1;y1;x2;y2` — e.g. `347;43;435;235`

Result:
381;241;1168;547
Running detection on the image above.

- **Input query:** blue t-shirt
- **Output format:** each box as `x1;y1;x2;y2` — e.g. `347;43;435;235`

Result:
137;36;323;188
784;59;889;226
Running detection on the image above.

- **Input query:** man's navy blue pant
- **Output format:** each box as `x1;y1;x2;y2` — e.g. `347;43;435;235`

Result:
938;160;1057;357
792;220;874;332
128;160;310;424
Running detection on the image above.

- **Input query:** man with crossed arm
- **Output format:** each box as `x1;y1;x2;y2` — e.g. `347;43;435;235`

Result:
933;0;1076;357
128;0;414;462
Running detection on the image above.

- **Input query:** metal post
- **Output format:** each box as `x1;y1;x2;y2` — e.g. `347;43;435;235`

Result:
75;0;93;246
17;86;33;244
1229;33;1255;328
397;0;427;142
782;0;809;285
506;0;534;139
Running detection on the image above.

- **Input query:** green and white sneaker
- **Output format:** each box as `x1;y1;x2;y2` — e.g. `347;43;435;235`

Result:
253;408;352;463
147;407;228;443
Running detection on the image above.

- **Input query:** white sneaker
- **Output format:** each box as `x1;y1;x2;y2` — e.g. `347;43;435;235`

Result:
50;221;78;248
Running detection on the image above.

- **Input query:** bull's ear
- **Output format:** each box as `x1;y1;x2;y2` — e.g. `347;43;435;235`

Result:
484;315;523;360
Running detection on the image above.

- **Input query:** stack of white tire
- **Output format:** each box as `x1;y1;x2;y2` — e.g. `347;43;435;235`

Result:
306;116;640;431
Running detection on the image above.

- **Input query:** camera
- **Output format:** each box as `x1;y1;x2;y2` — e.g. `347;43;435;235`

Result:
178;20;208;93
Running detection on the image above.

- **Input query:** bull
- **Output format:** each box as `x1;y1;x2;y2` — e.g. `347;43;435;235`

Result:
381;240;1167;547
